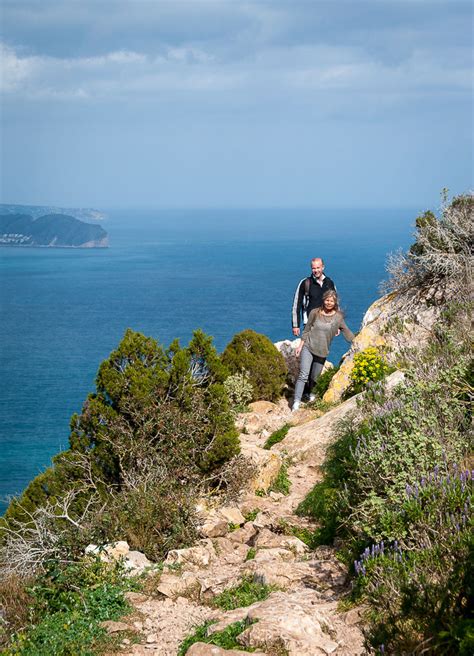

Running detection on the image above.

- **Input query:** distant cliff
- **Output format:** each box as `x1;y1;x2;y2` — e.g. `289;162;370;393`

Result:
0;213;108;248
0;204;106;222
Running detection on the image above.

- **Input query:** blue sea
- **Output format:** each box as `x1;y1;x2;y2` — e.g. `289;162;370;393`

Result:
0;208;415;513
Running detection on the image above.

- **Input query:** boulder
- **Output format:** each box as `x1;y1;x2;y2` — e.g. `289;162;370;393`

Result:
200;518;229;538
239;443;282;492
254;528;308;555
226;521;258;545
124;550;153;575
85;540;130;561
249;400;279;414
124;591;149;605
157;572;200;598
164;539;216;570
217;506;246;526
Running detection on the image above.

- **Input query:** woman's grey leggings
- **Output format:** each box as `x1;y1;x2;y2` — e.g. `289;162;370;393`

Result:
294;345;326;403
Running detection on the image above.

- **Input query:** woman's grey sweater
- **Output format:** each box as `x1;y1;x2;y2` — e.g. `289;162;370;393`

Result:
301;309;355;357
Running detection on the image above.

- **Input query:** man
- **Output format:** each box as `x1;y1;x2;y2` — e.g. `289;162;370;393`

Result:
291;258;336;336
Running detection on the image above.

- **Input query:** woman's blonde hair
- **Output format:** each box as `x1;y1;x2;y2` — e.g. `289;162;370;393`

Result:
319;289;340;313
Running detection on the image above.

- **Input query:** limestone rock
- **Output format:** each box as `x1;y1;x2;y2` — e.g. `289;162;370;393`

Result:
249;400;279;414
164;539;216;570
200;518;228;538
269;491;284;501
125;591;149;605
254;528;308;555
211;537;249;564
236;398;291;435
217;506;245;526
208;590;364;656
273;395;359;464
124;550;153;575
343;607;365;626
245;559;315;588
252;546;298;564
85;540;130;562
226;521;257;545
239;442;282;492
157;572;199;598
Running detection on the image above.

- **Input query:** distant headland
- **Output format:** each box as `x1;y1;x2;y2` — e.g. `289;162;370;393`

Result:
0;204;108;248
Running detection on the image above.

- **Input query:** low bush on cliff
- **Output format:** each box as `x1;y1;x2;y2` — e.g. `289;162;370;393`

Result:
221;329;288;402
383;192;473;305
1;328;240;572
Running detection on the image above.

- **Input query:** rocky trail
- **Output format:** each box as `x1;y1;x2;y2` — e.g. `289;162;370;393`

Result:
105;390;378;656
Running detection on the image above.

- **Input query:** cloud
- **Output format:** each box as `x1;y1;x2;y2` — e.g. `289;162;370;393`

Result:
1;30;470;106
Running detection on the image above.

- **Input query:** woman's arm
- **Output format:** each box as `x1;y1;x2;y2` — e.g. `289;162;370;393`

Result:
339;319;355;343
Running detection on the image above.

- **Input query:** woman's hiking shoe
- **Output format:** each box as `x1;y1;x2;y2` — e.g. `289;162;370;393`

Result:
309;394;316;403
291;400;301;412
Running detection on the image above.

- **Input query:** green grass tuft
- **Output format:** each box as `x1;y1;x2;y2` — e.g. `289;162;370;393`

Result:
263;423;291;450
211;577;276;611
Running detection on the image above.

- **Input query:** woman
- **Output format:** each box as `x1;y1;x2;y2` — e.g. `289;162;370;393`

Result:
293;290;354;411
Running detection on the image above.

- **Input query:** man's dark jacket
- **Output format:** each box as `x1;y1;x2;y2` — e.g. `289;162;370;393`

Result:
291;275;336;329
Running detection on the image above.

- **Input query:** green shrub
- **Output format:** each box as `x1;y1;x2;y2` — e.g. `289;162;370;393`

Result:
97;483;197;562
245;547;257;561
243;509;259;522
2;329;239;572
221;329;287;402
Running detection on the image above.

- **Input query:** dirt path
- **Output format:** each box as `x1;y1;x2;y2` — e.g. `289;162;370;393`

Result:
115;398;366;656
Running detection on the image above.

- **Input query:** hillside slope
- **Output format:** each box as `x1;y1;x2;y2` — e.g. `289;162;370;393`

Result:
0;213;108;247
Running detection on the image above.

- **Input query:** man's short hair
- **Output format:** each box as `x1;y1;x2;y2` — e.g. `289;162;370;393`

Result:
310;257;324;265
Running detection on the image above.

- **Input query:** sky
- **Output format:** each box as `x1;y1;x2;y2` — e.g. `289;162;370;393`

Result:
0;0;472;209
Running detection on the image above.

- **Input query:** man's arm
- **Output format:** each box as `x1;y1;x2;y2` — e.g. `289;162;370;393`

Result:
291;278;306;336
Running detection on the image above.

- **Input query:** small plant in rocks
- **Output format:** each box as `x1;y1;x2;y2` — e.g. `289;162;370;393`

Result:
269;462;291;496
211;576;277;611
